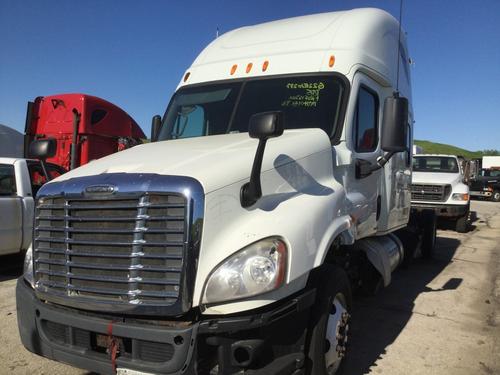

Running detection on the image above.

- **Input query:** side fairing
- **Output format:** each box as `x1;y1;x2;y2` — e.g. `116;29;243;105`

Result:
379;152;412;232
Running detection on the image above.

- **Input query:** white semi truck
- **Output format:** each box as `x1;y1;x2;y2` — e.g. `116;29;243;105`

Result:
17;8;433;375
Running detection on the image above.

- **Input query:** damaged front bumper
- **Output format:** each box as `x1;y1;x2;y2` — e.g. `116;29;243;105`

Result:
16;278;315;375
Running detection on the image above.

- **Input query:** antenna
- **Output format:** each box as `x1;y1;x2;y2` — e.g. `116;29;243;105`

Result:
395;0;404;94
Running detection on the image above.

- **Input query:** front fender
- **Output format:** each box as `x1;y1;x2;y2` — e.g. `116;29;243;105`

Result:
197;148;345;314
313;215;356;268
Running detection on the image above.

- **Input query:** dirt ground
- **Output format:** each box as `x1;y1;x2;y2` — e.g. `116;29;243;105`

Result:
343;199;500;374
0;200;499;375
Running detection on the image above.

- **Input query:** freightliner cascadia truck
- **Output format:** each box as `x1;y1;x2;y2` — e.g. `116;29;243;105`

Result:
17;8;433;375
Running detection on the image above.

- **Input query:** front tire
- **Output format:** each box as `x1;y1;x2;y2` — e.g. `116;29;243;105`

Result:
307;264;352;375
492;190;500;202
455;214;469;233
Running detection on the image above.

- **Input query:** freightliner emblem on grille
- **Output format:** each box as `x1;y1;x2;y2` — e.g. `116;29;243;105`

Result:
84;184;117;195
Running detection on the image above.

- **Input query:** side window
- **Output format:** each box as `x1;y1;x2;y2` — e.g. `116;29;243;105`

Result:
171;105;206;139
27;162;64;196
354;87;379;153
91;109;107;125
0;164;16;196
28;163;46;196
46;164;64;179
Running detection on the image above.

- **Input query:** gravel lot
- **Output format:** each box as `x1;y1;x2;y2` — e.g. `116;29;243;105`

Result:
1;200;499;375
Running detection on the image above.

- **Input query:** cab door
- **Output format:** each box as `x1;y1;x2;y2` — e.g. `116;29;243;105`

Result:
0;164;23;255
345;73;383;238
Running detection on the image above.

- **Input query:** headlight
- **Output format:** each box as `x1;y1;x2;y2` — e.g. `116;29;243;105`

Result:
202;237;287;304
452;193;469;201
23;245;35;288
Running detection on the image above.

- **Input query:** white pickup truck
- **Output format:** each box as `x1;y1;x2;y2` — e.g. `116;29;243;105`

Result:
411;154;470;232
0;157;64;256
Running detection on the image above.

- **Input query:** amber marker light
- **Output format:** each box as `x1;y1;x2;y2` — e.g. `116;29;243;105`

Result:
230;64;238;75
183;72;191;82
246;62;253;73
329;55;336;67
262;60;269;72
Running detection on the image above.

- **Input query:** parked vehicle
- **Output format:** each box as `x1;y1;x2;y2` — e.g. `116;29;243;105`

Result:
0;157;64;256
17;9;434;375
25;93;146;171
1;95;146;257
469;156;500;202
411;154;470;232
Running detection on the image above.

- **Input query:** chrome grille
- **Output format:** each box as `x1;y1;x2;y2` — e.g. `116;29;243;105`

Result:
411;184;451;202
34;194;187;306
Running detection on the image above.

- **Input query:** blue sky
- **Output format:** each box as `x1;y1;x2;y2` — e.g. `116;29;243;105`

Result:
1;0;499;150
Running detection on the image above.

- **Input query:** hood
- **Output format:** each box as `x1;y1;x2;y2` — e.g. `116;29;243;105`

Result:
471;175;499;184
52;129;331;194
412;171;462;185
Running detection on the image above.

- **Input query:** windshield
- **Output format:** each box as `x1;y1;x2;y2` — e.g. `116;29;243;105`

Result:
157;75;345;141
412;156;459;173
482;169;500;177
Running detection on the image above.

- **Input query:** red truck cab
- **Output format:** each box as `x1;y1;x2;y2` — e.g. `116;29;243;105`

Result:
25;94;145;171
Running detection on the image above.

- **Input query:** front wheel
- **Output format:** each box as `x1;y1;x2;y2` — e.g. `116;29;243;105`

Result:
492;190;500;202
307;265;352;375
455;214;469;233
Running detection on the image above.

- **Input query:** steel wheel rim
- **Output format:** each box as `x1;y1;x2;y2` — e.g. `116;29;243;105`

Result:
324;293;349;374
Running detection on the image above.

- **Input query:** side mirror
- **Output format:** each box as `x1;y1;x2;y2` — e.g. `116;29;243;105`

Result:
241;111;284;208
29;138;56;160
248;111;284;140
29;138;56;182
381;95;408;152
151;115;162;141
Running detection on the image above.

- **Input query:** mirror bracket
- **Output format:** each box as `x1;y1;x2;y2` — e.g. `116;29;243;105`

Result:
356;151;396;179
356;158;374;179
28;138;57;182
240;111;284;208
376;151;396;168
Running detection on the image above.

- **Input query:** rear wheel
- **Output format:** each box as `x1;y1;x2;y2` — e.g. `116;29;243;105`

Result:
307;265;352;375
492;190;500;202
